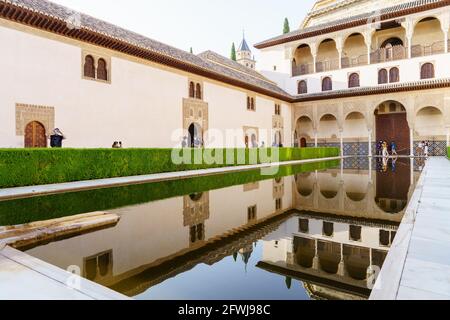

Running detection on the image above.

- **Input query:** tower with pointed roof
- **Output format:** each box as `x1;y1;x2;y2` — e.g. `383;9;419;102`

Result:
237;33;256;69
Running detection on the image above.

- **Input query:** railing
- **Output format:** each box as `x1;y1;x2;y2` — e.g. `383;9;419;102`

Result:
411;41;445;58
370;45;406;64
341;54;368;69
292;63;314;77
315;58;340;73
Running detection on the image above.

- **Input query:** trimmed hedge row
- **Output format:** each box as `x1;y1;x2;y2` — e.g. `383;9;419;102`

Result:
448;147;450;159
0;160;340;226
0;147;339;188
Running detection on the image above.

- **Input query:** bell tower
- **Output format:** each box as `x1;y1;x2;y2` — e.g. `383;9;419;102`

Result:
237;32;256;69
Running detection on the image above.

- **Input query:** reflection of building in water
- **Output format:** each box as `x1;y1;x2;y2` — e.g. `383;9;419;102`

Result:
258;213;398;300
25;178;293;296
294;158;419;222
184;193;210;245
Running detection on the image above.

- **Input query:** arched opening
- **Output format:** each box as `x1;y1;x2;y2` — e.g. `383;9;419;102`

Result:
348;73;360;88
344;245;370;281
83;55;95;78
188;122;203;148
342;33;368;68
300;137;307;148
97;58;108;81
375;158;410;213
420;63;435;79
318;241;341;274
295;116;314;147
251;134;258;148
415;107;446;155
189;82;195;98
294;237;315;268
322;77;332;91
343;112;367;156
24;121;47;148
316;39;339;72
318;114;339;144
345;176;368;202
389;67;400;83
371;21;407;63
319;171;339;199
412;17;445;57
189;193;203;202
292;44;314;76
296;172;314;197
195;83;202;99
274;131;282;147
374;101;410;155
378;69;388;84
298;80;308;94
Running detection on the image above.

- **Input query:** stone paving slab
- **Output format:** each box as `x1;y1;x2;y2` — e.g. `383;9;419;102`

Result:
0;156;343;201
371;157;450;300
0;246;128;300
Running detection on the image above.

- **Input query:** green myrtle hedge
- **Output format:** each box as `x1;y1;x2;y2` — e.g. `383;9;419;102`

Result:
0;160;340;226
448;147;450;159
0;147;339;188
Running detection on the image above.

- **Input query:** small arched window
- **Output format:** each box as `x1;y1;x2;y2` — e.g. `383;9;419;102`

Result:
421;63;435;79
251;98;255;110
348;73;360;88
378;69;388;84
84;55;95;79
298;80;307;94
97;58;108;81
322;77;332;91
389;67;400;83
195;83;202;99
189;82;195;98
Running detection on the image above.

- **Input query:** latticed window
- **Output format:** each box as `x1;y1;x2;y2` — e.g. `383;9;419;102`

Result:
389;67;399;83
251;98;255;111
348;73;360;88
97;58;108;81
349;225;362;241
321;77;332;91
299;219;309;233
380;230;390;246
189;82;195;98
378;68;388;84
247;97;251;110
195;83;202;99
298;80;307;94
421;63;435;79
84;55;95;78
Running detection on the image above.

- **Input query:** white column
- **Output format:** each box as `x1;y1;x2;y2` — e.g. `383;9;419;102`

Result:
312;54;317;73
314;132;318;147
410;128;414;157
445;31;449;53
368;129;372;157
340;131;344;157
369;160;373;183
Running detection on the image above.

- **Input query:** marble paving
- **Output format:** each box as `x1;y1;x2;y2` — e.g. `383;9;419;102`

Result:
371;157;450;300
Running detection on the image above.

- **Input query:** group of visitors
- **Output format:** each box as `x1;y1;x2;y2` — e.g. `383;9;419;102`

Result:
181;136;203;148
416;141;430;157
376;141;398;157
112;141;123;148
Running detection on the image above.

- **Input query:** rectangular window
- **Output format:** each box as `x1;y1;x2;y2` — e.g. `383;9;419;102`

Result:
275;198;282;210
247;205;257;222
299;219;309;233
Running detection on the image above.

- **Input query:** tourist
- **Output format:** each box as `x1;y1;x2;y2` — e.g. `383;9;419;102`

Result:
391;141;398;156
376;141;382;156
181;136;188;148
382;141;389;157
260;141;265;148
112;141;120;148
424;141;429;157
417;141;424;157
50;128;65;148
119;141;123;148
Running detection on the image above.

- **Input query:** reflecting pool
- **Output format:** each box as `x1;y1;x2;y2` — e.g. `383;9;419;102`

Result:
0;157;422;300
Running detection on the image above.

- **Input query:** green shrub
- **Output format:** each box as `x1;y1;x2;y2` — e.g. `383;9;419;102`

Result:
0;147;339;188
448;147;450;159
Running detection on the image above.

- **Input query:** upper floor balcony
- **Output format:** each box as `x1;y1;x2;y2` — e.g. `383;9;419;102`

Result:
291;16;450;77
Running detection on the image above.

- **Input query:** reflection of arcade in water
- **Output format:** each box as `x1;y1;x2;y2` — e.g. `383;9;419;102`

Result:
257;213;398;300
294;158;420;222
24;177;293;297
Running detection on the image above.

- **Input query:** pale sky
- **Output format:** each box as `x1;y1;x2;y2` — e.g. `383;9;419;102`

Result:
50;0;316;60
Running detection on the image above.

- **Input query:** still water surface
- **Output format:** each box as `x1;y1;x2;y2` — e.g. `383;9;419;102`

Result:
1;157;423;300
